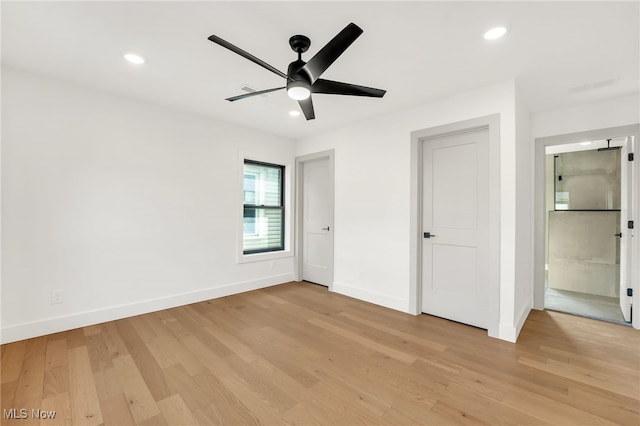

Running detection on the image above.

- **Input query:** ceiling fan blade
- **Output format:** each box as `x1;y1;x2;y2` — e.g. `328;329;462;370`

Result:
312;79;386;97
301;23;363;84
298;96;315;120
226;87;285;102
208;34;289;80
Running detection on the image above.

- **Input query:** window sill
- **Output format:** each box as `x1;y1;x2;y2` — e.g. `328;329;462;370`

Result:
237;250;293;264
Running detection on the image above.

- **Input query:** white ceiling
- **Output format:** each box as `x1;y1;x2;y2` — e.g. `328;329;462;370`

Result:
2;1;638;140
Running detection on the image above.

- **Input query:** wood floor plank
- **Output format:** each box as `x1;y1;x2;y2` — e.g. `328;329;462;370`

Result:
152;334;205;377
438;381;552;425
64;328;86;349
11;337;47;409
499;383;620;425
1;379;19;413
567;385;640;425
93;367;123;403
40;391;71;426
1;282;638;426
308;365;391;417
237;326;321;389
162;364;210;412
217;370;283;419
338;311;448;352
164;364;209;411
222;355;299;414
289;381;388;425
1;340;27;384
114;319;172;401
308;317;417;364
203;322;258;363
67;345;103;426
518;355;639;399
145;336;180;369
310;353;437;423
112;354;160;423
192;369;259;425
99;393;136;426
97;322;129;359
84;332;113;373
157;394;199;426
41;366;69;400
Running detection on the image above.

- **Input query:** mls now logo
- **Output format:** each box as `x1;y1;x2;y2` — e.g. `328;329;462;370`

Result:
3;409;28;419
3;408;56;419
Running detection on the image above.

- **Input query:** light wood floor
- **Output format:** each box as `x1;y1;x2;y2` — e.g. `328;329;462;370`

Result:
1;282;639;425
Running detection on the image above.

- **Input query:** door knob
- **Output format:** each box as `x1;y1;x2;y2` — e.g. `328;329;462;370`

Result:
614;233;623;238
322;226;330;231
423;232;437;238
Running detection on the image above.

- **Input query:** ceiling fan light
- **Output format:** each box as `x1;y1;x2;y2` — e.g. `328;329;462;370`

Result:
287;82;311;100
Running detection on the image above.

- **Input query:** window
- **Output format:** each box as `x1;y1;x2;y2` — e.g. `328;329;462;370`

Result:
243;160;285;254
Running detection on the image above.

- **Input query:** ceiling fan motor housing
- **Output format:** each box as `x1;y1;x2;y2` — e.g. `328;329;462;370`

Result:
289;35;311;53
287;59;311;92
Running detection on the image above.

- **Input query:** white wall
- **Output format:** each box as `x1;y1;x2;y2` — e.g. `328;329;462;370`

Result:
1;67;296;343
513;84;533;335
296;80;527;342
532;94;640;139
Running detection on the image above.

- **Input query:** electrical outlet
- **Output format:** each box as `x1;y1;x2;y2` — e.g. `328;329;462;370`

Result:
51;289;64;305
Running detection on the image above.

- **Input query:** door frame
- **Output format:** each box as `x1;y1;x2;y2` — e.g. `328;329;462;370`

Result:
295;150;335;289
533;124;640;330
410;114;501;338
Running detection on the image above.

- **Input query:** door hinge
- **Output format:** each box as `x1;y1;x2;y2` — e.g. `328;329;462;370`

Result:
628;288;634;297
629;220;635;229
629;153;635;161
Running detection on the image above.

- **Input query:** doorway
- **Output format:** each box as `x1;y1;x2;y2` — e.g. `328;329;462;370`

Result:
410;115;501;339
544;140;628;324
534;124;639;331
295;150;335;287
421;128;490;329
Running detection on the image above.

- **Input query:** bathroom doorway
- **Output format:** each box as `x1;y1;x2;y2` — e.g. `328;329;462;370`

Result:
544;138;631;324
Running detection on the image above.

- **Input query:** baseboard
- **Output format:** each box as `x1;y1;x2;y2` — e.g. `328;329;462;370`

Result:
1;273;294;344
332;281;409;313
498;304;532;343
498;322;517;343
515;303;532;339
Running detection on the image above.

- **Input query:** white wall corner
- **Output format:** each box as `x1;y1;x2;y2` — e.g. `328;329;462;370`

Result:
1;274;294;344
499;302;531;343
498;322;518;343
515;302;532;340
332;281;410;314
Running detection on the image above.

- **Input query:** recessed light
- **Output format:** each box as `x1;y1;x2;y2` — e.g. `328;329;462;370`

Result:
289;110;301;117
123;51;145;64
484;26;507;40
580;141;592;146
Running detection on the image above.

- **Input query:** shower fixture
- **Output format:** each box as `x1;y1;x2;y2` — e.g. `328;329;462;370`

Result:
597;139;621;151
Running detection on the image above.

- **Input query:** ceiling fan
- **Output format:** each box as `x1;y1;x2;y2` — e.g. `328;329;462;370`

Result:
208;23;386;120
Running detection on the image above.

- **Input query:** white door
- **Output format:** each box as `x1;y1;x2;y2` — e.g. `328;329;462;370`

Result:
620;137;634;322
302;158;334;286
422;128;490;329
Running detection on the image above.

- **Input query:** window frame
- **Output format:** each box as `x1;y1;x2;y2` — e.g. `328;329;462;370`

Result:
243;172;259;236
241;158;287;257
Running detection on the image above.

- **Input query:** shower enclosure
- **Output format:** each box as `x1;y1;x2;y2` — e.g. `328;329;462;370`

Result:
547;148;624;321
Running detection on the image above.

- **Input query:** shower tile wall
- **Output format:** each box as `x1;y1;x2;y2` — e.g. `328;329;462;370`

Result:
547;149;621;297
554;150;620;210
548;211;620;297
